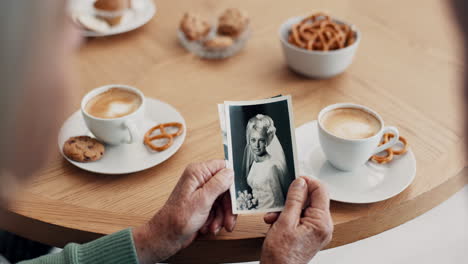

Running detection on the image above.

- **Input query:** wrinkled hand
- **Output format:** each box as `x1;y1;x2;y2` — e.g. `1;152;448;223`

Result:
132;160;236;264
261;177;333;264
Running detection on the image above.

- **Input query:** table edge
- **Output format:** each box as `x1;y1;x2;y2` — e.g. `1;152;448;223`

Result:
1;168;465;263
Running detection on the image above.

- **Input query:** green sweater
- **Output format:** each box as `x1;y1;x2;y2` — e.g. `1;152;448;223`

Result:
18;229;138;264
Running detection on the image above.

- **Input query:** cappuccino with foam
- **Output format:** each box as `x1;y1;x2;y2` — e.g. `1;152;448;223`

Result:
85;88;142;119
321;108;381;140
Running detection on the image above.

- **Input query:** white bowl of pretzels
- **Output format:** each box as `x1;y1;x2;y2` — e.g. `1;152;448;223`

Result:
279;13;360;79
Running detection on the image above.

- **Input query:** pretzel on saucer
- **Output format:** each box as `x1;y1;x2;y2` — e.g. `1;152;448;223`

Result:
371;148;393;164
144;122;184;151
383;133;408;155
371;133;409;164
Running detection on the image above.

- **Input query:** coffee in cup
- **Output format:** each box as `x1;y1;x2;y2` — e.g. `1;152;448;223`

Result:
81;85;145;145
321;108;381;140
317;103;399;171
85;88;142;119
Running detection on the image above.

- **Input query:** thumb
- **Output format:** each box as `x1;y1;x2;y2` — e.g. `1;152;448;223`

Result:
277;177;308;227
198;168;234;208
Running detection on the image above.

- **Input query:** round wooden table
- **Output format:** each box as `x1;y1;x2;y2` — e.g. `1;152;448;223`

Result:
1;0;467;263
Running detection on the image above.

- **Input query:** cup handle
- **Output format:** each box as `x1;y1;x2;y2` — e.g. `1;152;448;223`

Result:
123;120;138;144
373;126;399;155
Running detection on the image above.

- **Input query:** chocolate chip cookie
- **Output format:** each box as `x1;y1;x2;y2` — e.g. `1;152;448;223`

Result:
63;136;105;162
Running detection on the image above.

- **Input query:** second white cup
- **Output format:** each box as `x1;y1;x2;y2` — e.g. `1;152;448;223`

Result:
317;103;399;171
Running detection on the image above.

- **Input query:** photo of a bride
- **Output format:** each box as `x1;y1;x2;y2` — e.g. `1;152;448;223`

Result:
240;114;290;210
221;95;298;214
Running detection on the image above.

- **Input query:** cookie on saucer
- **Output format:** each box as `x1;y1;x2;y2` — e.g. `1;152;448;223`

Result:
63;136;105;162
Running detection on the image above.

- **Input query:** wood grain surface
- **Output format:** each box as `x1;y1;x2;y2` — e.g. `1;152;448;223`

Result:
1;0;467;263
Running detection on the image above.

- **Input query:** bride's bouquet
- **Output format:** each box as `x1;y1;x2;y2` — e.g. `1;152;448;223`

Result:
236;190;258;210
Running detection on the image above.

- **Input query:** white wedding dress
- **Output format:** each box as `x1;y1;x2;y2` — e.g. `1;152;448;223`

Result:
247;158;285;209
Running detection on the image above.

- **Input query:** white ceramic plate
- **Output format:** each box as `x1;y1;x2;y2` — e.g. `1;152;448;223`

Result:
69;0;156;37
58;97;186;174
297;121;416;203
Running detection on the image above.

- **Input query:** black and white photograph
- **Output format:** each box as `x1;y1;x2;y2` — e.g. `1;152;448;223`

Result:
219;95;298;214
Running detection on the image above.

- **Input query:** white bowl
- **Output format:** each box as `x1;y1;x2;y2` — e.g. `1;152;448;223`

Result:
279;16;360;79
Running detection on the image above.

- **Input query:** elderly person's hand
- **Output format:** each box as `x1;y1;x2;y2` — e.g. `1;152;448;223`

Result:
132;160;236;264
261;177;333;264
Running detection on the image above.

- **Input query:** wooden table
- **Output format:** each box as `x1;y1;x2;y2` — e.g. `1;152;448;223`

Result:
1;0;467;263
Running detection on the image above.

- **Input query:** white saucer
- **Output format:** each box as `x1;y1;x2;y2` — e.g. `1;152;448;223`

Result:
296;121;416;203
69;0;156;37
58;97;186;174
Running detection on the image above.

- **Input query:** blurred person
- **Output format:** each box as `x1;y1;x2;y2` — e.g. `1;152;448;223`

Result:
0;1;333;263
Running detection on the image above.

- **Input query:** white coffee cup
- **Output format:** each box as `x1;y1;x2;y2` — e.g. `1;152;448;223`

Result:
81;84;145;145
317;103;399;171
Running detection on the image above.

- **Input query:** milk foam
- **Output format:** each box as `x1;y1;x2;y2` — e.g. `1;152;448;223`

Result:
103;102;135;118
322;108;381;139
85;88;141;119
328;121;377;139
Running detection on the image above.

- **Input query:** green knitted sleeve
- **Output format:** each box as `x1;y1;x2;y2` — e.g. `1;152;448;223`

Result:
18;229;138;264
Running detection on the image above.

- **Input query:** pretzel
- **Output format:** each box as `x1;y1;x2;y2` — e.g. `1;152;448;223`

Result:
371;148;394;164
370;133;409;164
145;134;174;151
383;133;408;155
291;25;306;48
144;122;184;152
288;12;356;52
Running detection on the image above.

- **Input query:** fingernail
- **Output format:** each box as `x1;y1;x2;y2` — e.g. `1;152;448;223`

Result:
293;178;306;188
214;226;221;235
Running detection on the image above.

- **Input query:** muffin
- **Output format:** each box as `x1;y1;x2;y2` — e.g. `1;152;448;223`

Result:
180;13;211;41
93;0;131;26
217;8;249;38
